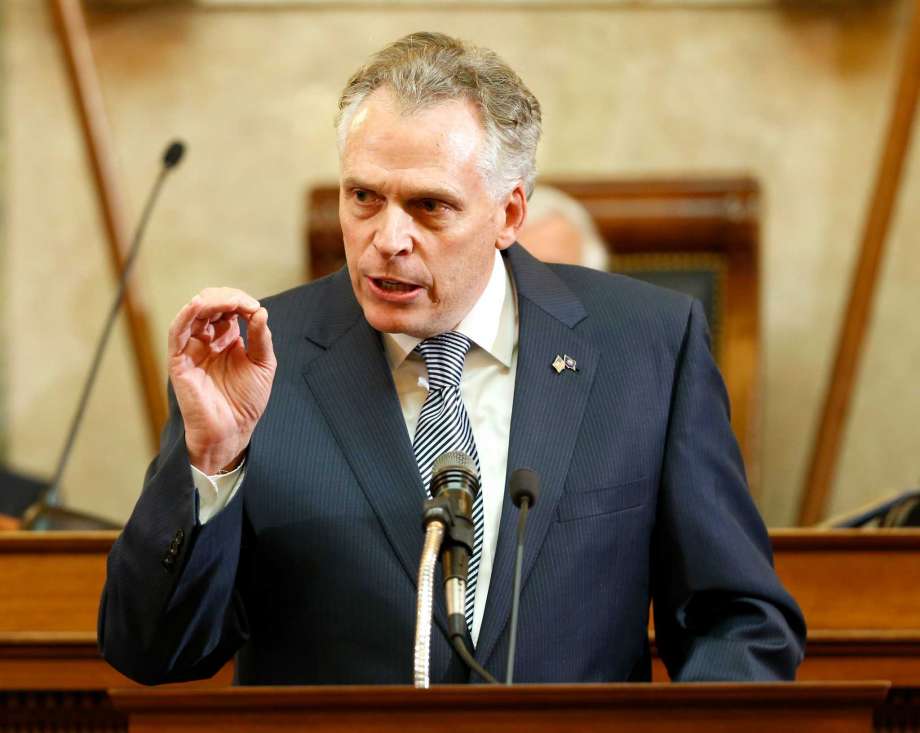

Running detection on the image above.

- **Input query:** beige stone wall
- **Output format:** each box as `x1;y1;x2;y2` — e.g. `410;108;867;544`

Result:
4;0;918;525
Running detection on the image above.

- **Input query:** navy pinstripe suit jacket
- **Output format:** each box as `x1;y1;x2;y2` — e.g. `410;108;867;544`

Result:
99;243;805;685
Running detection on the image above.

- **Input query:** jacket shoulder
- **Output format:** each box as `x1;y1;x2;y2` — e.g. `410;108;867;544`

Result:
548;264;697;341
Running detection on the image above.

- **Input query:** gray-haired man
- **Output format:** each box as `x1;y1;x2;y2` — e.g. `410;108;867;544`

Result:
100;32;804;685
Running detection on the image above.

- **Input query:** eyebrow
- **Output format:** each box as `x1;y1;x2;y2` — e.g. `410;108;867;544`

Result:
341;177;464;207
341;176;376;192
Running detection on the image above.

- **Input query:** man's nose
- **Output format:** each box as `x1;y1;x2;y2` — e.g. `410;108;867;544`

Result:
372;205;414;258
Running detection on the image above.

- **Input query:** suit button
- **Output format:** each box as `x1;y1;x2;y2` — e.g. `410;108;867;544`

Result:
175;529;185;542
162;555;176;571
168;544;179;557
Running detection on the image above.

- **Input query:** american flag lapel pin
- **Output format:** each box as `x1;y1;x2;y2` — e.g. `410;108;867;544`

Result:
552;354;577;374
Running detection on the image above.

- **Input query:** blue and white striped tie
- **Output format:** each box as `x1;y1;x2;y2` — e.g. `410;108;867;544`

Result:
413;332;483;635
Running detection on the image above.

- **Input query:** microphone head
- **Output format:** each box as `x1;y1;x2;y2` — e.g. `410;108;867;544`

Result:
430;451;480;499
432;450;476;476
163;140;186;169
509;468;539;508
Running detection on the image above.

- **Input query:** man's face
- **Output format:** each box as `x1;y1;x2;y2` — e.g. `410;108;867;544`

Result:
339;88;521;338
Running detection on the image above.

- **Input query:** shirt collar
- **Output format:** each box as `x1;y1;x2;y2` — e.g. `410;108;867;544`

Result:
383;249;515;369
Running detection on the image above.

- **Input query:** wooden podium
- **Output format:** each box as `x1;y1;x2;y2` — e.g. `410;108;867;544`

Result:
0;532;231;690
3;529;919;687
108;683;890;733
772;529;920;686
0;531;124;690
2;530;919;731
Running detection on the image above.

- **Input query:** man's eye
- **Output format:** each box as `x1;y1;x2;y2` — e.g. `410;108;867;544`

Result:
354;190;374;204
419;199;442;213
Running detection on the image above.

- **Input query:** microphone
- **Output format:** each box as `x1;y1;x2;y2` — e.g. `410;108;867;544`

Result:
429;451;479;637
417;451;497;684
505;468;540;684
21;140;186;530
163;141;185;169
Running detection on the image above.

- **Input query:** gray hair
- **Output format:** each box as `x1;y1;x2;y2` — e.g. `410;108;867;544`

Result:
335;32;542;199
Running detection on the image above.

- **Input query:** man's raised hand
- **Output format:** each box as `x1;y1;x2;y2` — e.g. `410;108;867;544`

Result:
167;288;277;475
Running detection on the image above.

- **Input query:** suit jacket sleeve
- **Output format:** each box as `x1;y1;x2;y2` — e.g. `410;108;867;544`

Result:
652;299;806;681
98;385;249;685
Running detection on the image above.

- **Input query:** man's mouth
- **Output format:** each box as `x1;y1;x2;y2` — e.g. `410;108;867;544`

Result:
373;277;419;293
367;276;425;301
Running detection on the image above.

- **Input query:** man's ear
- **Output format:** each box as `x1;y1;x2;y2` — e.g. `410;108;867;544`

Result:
495;183;528;250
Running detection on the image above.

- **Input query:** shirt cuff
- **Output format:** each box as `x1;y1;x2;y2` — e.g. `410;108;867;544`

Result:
191;461;246;525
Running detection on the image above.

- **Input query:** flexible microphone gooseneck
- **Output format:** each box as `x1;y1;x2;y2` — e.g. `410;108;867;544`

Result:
413;509;445;688
505;467;540;684
21;141;186;530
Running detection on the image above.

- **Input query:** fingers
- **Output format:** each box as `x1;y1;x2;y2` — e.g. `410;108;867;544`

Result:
245;307;276;367
168;297;204;357
169;288;260;358
210;314;242;352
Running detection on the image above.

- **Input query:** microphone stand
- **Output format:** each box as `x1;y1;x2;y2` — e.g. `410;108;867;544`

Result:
505;495;530;684
414;489;498;686
505;468;540;684
21;141;185;530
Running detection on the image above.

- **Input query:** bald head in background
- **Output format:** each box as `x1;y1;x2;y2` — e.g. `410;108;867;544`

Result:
518;185;609;271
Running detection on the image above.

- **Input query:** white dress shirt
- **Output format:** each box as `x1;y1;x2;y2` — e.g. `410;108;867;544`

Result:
193;249;519;646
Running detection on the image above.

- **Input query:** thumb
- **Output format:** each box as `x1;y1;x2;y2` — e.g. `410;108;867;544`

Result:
246;308;276;367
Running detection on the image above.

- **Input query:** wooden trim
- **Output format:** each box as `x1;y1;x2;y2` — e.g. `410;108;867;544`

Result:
799;0;920;525
0;690;127;731
648;629;920;647
769;528;920;551
806;631;920;648
109;683;890;733
7;629;919;663
7;528;920;554
108;682;890;712
0;635;101;660
649;633;920;684
0;632;98;647
0;530;118;553
49;0;166;451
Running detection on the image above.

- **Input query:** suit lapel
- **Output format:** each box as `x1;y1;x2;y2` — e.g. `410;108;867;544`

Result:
475;245;597;669
301;279;450;632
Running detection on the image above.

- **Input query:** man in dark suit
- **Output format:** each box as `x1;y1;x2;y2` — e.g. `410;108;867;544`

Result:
99;32;805;686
